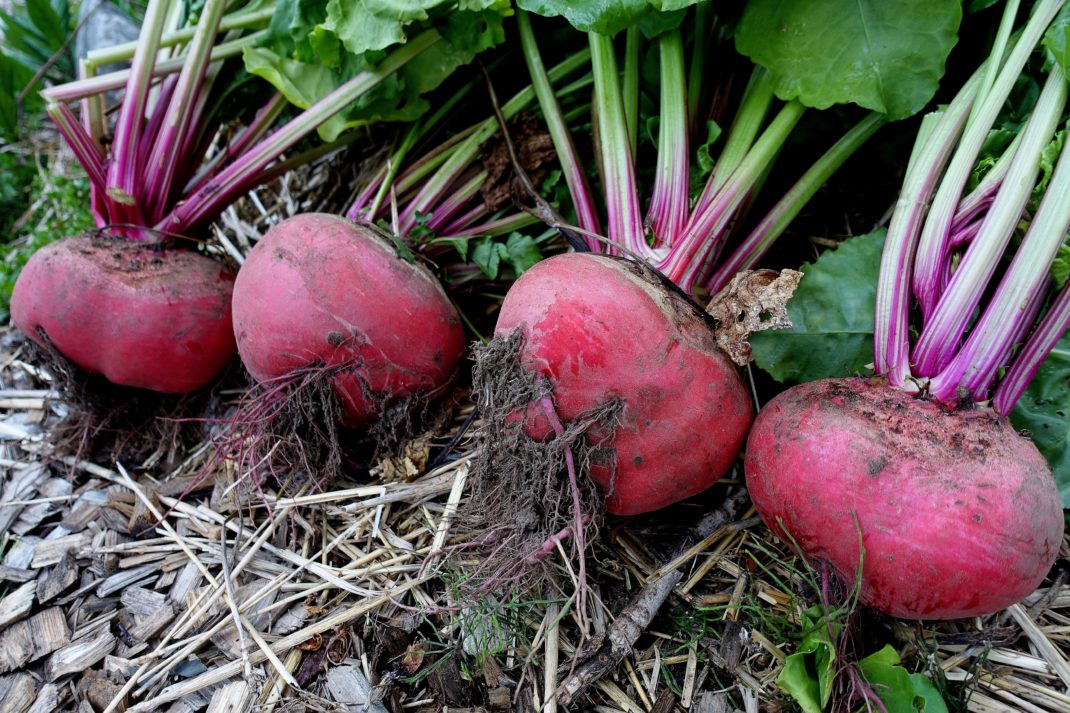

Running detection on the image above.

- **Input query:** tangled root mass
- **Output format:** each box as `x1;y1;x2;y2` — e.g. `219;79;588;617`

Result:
214;360;433;499
460;331;620;594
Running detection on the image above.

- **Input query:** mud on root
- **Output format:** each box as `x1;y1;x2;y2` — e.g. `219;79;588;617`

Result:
213;361;435;498
459;331;621;594
26;330;225;470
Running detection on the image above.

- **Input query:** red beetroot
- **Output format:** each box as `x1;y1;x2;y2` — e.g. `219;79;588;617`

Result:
232;213;466;427
745;377;1064;620
495;252;753;515
11;236;236;393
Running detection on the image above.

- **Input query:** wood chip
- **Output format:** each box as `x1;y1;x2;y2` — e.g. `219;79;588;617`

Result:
0;463;45;534
326;665;389;713
31;532;91;569
650;688;678;713
210;583;277;659
692;691;730;713
45;631;117;681
37;551;79;603
0;607;71;673
271;604;310;636
13;478;72;536
486;687;511;710
0;580;36;629
97;564;158;597
61;489;109;532
168;562;202;604
77;674;121;713
205;680;251;713
120;587;168;617
3;537;38;570
104;655;137;682
0;672;36;713
127;603;175;644
0;565;36;584
27;682;67;713
681;645;699;709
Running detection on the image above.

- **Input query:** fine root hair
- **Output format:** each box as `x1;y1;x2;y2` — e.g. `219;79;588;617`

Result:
457;331;621;599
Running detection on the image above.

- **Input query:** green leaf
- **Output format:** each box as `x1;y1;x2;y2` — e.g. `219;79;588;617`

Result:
778;606;841;713
472;237;502;280
516;0;698;36
1010;331;1070;508
248;0;509;141
1043;2;1070;74
858;646;948;713
1035;130;1065;202
0;9;56;69
323;0;459;56
0;51;35;138
968;128;1015;192
1053;243;1070;289
504;232;542;274
694;119;722;180
751;230;885;384
25;0;65;50
736;0;962;120
446;237;471;262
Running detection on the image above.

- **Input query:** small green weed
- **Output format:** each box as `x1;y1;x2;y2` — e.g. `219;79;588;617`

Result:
400;569;565;686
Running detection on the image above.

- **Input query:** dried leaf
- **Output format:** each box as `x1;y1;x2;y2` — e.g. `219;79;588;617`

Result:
706;269;803;366
372;436;431;484
480;112;556;211
402;644;425;675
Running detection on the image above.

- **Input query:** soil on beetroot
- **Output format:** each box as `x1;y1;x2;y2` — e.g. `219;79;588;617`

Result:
24;331;238;471
214;359;457;499
461;330;617;596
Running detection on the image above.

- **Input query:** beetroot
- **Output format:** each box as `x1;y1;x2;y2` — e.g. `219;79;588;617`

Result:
745;377;1064;620
494;252;753;515
231;213;466;427
11;236;236;393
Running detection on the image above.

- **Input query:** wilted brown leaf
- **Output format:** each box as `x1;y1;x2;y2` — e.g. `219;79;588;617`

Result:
706;269;803;366
480;111;556;211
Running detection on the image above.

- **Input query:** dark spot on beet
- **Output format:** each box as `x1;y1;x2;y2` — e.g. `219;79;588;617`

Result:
867;456;889;477
590;448;614;466
972;513;982;523
633;455;643;466
327;331;345;346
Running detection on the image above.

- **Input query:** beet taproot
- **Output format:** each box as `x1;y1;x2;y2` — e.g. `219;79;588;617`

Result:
494;252;753;515
231;213;466;427
11;236;236;393
744;377;1063;619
